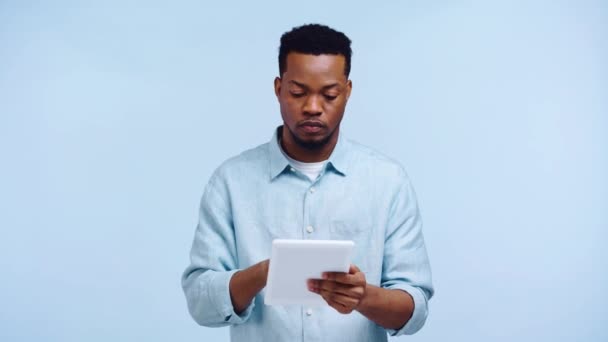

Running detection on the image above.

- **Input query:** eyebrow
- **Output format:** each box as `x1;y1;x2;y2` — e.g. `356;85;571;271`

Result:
289;80;340;90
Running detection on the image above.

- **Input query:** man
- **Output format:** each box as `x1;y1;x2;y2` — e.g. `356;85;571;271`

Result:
182;23;433;341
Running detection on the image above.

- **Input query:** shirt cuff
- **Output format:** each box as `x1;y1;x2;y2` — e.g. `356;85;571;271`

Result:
384;284;429;336
208;269;255;324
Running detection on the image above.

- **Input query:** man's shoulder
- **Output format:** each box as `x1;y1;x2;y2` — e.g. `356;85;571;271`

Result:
345;138;410;180
209;141;270;184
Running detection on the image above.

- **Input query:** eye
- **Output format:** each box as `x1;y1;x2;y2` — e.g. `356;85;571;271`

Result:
324;94;338;101
290;92;305;98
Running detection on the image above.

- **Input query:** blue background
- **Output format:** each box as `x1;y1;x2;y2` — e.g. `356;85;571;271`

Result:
1;1;606;341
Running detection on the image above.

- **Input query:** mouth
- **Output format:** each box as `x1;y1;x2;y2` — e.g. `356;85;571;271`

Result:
298;121;325;134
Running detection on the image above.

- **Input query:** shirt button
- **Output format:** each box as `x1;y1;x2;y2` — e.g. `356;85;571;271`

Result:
306;308;313;316
290;167;295;172
309;187;315;193
306;225;314;233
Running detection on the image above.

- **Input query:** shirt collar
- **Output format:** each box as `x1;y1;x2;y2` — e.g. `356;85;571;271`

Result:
268;126;349;181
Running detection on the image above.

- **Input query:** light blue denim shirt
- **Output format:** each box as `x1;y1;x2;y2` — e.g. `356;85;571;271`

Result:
182;127;434;342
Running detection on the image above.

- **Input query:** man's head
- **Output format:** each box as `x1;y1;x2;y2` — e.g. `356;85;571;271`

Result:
275;24;352;153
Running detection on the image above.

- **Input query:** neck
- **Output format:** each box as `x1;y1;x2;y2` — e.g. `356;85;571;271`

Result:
280;126;339;163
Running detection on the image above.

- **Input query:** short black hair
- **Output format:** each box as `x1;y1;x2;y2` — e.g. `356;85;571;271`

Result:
278;23;352;77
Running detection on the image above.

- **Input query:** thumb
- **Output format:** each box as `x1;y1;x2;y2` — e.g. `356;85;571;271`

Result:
349;264;360;274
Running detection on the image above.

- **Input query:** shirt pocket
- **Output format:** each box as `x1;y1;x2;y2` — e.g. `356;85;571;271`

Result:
330;220;375;273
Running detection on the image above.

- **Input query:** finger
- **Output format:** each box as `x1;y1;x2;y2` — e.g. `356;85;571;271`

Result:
321;272;359;285
319;289;358;309
322;297;351;314
309;279;353;297
328;300;352;314
312;280;366;299
318;285;365;300
349;264;360;274
322;271;366;286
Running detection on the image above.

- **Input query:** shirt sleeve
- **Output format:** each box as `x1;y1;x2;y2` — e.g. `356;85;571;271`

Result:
181;174;255;327
381;170;434;336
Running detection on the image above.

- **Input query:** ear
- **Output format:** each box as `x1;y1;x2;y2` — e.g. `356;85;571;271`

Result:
274;77;282;98
345;79;352;101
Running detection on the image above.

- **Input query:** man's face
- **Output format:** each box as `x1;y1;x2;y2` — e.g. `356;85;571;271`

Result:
274;53;352;149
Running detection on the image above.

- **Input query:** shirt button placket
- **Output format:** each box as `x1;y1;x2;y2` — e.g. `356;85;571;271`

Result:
304;183;317;239
303;182;320;342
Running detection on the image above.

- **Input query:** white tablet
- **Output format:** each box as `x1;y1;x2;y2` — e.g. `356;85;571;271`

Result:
264;239;354;306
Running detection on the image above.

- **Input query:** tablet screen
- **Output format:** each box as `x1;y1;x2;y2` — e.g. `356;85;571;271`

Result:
265;239;354;306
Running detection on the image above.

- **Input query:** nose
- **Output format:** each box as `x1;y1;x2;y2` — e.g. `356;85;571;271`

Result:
303;95;323;116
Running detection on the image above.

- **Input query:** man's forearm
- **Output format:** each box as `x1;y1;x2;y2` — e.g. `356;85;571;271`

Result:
229;259;269;314
356;284;414;330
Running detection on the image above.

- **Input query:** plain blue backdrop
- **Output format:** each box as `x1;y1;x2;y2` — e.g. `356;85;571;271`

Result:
1;1;606;341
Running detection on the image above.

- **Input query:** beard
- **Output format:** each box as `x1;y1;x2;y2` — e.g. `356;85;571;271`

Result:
285;124;337;150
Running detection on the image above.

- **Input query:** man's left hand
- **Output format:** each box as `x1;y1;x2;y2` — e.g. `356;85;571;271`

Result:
307;264;367;314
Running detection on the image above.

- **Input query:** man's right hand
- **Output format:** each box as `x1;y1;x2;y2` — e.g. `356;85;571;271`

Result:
228;259;270;314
